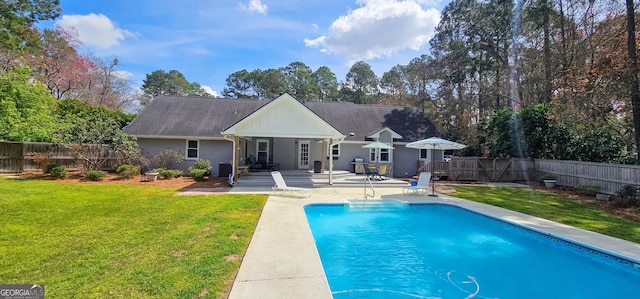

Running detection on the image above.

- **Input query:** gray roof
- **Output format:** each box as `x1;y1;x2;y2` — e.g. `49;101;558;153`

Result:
124;95;437;142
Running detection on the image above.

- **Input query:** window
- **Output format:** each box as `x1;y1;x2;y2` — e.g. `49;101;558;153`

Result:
369;144;392;162
328;144;340;156
420;149;428;159
186;140;199;159
380;148;390;162
257;139;269;163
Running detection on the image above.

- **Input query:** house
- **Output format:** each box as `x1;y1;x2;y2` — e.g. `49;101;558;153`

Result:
123;93;441;183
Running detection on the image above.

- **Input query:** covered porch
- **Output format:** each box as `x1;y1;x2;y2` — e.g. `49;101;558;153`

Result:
221;94;346;184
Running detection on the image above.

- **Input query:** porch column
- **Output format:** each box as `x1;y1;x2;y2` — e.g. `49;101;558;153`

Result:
321;139;327;172
233;135;239;183
328;138;333;185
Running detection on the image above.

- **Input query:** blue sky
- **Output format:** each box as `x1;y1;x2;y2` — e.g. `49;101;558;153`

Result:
41;0;447;97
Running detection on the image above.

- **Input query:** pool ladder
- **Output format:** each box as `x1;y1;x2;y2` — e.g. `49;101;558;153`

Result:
364;177;376;199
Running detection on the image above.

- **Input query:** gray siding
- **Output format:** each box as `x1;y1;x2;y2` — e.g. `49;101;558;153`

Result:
137;138;232;175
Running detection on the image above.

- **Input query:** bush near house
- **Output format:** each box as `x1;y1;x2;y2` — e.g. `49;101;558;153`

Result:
189;159;212;180
85;170;105;181
116;164;140;179
50;166;68;179
158;168;183;179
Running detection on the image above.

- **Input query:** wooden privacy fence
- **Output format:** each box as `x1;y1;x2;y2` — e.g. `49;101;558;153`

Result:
535;159;640;195
0;141;116;173
449;157;535;182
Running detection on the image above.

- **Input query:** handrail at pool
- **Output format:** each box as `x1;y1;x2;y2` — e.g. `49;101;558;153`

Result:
364;177;375;199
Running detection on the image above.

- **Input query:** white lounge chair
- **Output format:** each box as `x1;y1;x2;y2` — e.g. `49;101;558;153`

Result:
271;171;312;197
403;172;431;195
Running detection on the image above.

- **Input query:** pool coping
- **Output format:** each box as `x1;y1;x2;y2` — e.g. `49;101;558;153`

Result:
226;185;640;299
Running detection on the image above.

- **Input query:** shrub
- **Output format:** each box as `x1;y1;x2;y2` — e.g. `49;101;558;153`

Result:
191;159;212;171
575;185;599;197
116;164;140;179
613;185;640;208
50;166;68;179
32;153;51;173
189;168;208;181
153;149;184;169
159;168;183;179
44;162;59;174
85;170;105;181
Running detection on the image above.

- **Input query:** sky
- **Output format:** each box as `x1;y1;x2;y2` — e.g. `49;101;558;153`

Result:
40;0;447;97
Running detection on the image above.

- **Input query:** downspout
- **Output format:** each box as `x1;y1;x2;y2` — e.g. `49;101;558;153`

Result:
223;134;237;184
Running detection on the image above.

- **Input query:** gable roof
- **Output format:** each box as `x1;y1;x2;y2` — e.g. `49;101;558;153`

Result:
222;94;344;139
124;95;437;142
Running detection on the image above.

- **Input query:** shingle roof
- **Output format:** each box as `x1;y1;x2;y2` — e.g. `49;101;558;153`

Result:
124;95;437;142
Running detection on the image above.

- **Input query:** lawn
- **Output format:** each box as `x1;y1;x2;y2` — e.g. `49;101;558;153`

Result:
0;177;267;299
451;186;640;244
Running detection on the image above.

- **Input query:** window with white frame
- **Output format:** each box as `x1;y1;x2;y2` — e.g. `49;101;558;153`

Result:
328;144;340;156
186;140;199;159
369;145;393;162
380;148;390;162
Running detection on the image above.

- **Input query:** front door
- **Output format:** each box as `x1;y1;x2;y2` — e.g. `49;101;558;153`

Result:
298;140;310;169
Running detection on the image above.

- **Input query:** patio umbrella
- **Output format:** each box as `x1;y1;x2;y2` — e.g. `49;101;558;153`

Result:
362;141;394;178
405;137;466;196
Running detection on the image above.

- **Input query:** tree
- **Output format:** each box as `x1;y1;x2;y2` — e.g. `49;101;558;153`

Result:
222;69;259;99
141;69;211;102
280;61;316;100
0;66;57;142
0;0;61;53
626;0;640;157
341;61;379;104
55;112;138;171
312;66;339;101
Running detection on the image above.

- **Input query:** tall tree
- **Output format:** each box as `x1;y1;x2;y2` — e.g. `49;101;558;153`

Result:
0;0;61;54
222;69;259;99
141;69;211;102
312;66;339;101
280;61;316;100
341;61;379;104
627;0;640;157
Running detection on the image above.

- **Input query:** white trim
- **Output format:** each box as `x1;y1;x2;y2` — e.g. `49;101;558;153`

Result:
186;139;199;160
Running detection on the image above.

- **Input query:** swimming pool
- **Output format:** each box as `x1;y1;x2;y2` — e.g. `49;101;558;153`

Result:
305;202;640;299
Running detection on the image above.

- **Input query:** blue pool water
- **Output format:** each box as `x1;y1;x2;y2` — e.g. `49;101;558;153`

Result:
305;203;640;299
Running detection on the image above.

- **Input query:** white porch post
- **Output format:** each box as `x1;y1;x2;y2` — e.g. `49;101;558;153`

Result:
328;138;333;185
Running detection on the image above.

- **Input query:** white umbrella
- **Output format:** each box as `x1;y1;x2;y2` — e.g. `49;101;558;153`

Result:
362;141;394;178
405;137;466;196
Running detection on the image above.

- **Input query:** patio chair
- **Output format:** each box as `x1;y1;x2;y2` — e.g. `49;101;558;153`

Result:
376;164;388;180
402;172;431;195
365;163;378;179
271;171;312;197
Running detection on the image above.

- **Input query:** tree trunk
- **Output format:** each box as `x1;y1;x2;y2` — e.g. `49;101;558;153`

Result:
543;0;552;104
627;0;640;157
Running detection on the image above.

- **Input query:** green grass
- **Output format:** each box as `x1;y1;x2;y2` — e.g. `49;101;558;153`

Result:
451;186;640;244
0;177;267;299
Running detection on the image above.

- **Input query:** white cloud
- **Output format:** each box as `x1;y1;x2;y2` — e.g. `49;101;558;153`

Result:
112;70;133;80
55;13;135;49
239;0;268;14
304;0;440;63
201;85;219;97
